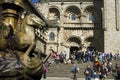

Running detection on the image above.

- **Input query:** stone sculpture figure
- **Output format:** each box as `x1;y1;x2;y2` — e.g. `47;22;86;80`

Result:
0;0;47;80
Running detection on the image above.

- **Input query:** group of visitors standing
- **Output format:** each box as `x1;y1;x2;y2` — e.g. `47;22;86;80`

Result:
42;49;120;80
84;64;109;80
71;49;120;80
71;50;114;63
83;50;120;80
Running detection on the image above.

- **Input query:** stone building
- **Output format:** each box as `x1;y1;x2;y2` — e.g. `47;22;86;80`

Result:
33;0;120;59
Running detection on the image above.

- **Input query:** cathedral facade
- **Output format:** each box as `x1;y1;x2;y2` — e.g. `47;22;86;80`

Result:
34;0;120;59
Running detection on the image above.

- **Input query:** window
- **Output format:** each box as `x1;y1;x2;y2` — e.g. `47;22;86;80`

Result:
89;14;94;21
32;0;40;3
49;32;55;41
71;14;76;20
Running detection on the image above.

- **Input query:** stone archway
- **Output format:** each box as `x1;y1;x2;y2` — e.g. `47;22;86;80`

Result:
49;8;60;21
83;5;104;52
64;5;81;23
65;36;82;54
84;36;96;51
83;5;102;23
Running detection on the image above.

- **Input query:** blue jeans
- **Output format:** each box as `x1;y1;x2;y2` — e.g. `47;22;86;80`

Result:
85;76;91;80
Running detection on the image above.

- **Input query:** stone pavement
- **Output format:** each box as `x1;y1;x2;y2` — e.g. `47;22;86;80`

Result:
41;77;114;80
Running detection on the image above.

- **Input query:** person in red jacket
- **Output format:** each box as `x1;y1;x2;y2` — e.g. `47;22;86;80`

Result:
43;65;48;79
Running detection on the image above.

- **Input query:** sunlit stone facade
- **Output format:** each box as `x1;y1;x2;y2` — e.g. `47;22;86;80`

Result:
34;0;120;59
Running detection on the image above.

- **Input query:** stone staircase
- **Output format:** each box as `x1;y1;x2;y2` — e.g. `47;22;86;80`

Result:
47;61;94;78
47;60;120;79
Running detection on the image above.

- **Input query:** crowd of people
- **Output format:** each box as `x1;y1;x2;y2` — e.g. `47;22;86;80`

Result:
73;50;120;80
48;49;120;65
42;49;120;80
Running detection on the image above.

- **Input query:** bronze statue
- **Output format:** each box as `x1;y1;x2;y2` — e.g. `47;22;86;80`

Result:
16;13;46;55
0;0;47;80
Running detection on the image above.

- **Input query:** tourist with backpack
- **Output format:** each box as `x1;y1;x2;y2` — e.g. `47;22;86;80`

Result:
72;64;78;80
99;65;108;80
84;65;93;80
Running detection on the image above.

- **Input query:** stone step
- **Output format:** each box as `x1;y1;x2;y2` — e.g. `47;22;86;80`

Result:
46;60;120;79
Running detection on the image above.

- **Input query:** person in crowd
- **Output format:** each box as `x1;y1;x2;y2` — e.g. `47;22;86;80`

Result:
43;65;48;79
106;60;112;72
109;53;113;61
72;64;78;80
77;50;81;63
84;65;93;80
99;65;108;80
115;63;120;79
93;70;100;80
59;52;65;63
55;54;59;64
93;60;99;71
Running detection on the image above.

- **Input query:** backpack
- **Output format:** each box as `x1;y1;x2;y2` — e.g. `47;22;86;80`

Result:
72;66;77;73
85;69;89;74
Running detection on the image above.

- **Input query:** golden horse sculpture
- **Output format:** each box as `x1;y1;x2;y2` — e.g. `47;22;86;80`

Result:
0;13;46;80
16;13;46;56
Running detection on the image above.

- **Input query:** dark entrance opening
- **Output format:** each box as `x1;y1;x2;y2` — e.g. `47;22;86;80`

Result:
87;47;96;51
70;46;79;54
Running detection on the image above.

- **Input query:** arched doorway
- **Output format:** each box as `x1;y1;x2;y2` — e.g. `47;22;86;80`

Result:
66;36;82;56
70;46;79;54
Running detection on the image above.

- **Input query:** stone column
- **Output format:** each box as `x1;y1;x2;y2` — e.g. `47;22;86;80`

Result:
58;3;64;53
103;0;107;30
101;8;104;30
58;27;64;53
115;0;120;30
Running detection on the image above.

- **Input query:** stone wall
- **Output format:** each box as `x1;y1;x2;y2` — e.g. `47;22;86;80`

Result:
104;0;120;53
35;0;120;55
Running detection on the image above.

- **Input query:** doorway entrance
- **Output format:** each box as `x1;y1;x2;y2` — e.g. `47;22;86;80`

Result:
70;46;79;54
87;47;96;51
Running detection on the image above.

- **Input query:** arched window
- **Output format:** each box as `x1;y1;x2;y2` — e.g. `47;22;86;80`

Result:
32;0;40;3
49;32;55;41
71;14;76;20
89;13;94;21
49;8;60;20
